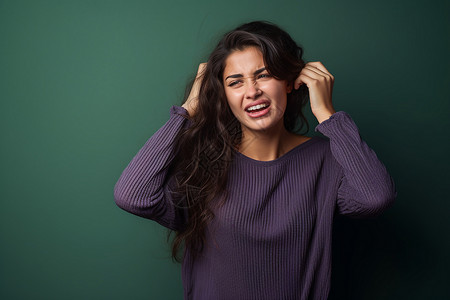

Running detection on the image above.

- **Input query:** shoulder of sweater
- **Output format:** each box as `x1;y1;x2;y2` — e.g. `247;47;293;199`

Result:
300;135;335;159
289;135;332;157
309;135;331;148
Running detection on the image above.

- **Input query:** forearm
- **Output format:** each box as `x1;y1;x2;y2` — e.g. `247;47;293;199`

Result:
114;106;189;224
315;111;397;217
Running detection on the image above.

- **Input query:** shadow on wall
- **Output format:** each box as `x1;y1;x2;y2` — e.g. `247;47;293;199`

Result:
329;214;440;300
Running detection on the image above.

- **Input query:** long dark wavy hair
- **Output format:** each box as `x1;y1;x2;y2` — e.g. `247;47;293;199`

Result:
168;21;310;262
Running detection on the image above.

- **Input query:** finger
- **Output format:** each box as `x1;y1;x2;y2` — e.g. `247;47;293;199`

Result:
294;73;315;90
302;65;331;79
198;62;207;71
305;62;334;79
299;67;333;87
295;61;334;90
195;63;207;78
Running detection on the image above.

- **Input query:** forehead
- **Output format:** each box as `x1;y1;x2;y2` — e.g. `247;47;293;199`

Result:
223;47;264;77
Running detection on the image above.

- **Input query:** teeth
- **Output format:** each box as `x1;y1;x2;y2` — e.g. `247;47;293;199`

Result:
247;103;268;111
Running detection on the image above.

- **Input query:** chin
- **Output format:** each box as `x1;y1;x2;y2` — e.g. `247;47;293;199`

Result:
242;117;284;134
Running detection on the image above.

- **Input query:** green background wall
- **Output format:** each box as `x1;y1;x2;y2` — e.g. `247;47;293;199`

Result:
1;0;449;299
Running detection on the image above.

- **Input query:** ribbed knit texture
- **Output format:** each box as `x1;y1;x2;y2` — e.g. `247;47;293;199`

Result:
114;105;397;300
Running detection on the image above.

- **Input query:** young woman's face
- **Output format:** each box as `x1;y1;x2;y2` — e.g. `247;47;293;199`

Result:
223;47;292;135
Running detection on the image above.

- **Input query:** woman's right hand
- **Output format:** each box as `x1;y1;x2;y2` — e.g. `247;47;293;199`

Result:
182;63;207;117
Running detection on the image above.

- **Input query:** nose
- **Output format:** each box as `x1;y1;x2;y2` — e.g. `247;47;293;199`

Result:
244;80;262;99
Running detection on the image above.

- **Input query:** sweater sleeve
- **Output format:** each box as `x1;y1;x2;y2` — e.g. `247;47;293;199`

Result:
114;105;190;230
315;111;397;218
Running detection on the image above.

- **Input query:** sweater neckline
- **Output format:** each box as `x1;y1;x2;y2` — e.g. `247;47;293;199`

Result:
232;136;320;166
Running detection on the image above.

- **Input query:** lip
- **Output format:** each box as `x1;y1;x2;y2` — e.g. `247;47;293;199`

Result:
245;100;271;118
244;100;271;112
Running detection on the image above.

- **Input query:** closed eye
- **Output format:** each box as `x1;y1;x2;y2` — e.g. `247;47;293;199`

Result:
226;72;271;87
257;73;272;79
228;80;243;87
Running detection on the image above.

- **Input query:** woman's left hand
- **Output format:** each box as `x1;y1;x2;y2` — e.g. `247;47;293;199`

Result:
294;61;336;123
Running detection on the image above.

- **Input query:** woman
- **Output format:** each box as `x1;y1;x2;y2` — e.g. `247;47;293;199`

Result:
114;21;396;300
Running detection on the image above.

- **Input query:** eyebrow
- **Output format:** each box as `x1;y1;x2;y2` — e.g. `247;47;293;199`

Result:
225;67;267;81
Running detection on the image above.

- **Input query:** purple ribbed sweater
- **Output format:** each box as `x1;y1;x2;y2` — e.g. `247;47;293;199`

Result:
114;105;396;300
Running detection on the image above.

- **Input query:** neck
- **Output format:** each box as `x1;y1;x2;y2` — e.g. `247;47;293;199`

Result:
238;121;293;161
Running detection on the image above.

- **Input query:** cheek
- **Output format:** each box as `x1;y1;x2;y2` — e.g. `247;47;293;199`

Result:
268;84;289;115
224;91;246;120
225;90;241;108
274;85;289;104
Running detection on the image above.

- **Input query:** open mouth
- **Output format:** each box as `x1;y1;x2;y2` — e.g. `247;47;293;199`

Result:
245;103;270;113
245;102;271;118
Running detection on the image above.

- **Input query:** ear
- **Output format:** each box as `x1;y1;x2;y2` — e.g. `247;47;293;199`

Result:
286;81;293;94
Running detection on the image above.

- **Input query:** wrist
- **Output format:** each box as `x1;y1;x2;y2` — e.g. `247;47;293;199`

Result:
182;102;194;117
315;109;336;124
